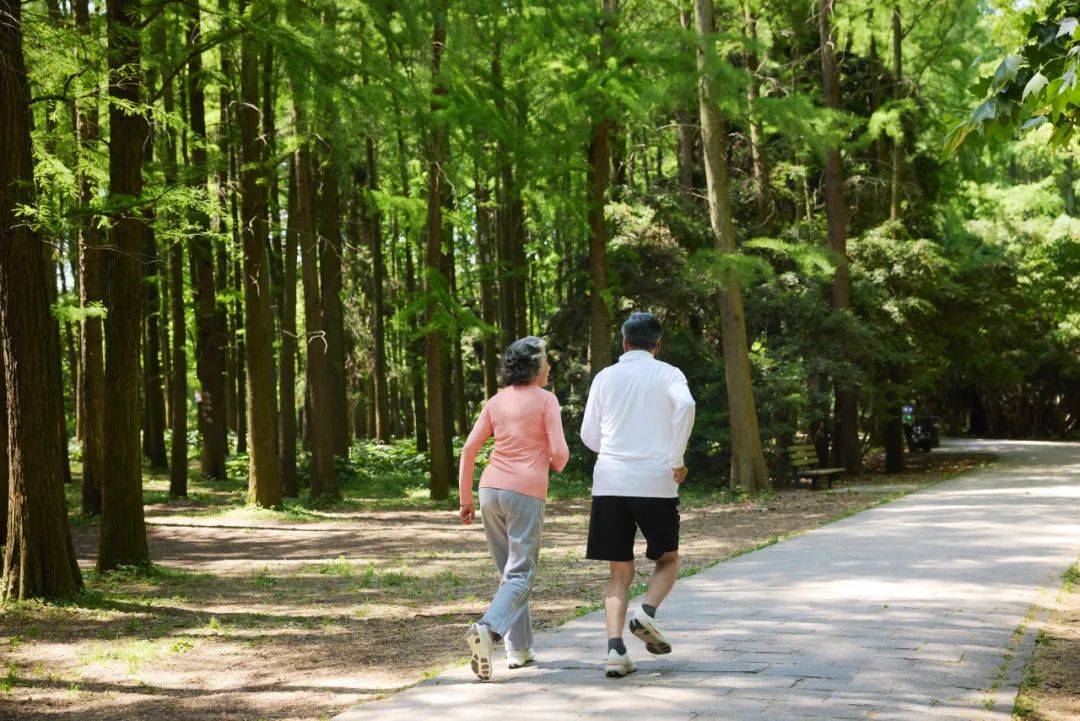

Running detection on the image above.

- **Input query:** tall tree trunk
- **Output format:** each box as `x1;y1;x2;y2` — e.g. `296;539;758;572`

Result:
156;18;189;496
99;0;150;570
694;0;771;494
675;4;698;199
587;0;617;378
366;140;391;443
476;155;499;398
231;257;247;452
868;10;888;175
141;127;167;471
0;346;7;548
0;0;82;599
387;31;427;452
239;0;281;507
280;158;299;497
58;264;80;426
742;1;771;226
292;76;338;499
221;0;238;441
263;21;283;327
318;150;350;457
882;4;906;474
75;0;105;516
187;2;229;480
405;237;427;452
819;0;861;473
425;0;454;500
889;3;903;221
492;42;521;346
448;225;468;435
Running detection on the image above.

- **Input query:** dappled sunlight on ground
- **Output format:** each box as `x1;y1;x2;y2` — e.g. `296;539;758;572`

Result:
0;451;990;721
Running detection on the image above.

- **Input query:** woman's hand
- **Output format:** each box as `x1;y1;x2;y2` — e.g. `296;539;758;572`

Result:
460;503;475;525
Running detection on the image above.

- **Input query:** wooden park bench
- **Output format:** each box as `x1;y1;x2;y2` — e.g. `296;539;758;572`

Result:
787;443;846;490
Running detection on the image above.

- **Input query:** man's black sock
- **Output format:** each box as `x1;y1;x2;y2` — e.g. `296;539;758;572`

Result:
608;637;627;655
641;603;657;618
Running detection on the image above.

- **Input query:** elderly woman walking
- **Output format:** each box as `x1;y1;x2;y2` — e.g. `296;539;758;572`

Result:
458;336;569;681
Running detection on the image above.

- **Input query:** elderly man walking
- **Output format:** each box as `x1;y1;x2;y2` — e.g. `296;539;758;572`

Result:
580;312;696;678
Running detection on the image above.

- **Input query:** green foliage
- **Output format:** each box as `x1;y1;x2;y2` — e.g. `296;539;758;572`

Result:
953;1;1080;148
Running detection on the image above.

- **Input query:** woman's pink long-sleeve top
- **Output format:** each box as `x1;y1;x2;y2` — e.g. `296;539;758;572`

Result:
458;385;570;506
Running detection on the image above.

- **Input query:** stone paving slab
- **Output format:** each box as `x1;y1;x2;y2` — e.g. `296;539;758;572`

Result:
335;439;1080;721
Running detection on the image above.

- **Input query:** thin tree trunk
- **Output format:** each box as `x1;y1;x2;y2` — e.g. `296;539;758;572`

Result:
232;257;247;452
694;0;771;494
280;158;299;497
405;237;427;452
425;0;454;500
75;0;105;516
141;131;167;471
587;0;617;378
99;0;150;570
239;1;281;507
366;139;391;443
318;147;350;457
742;1;771;226
187;2;229;480
675;4;698;199
492;42;520;346
476;154;499;398
387;31;427;452
448;225;468;435
882;4;906;474
0;346;7;548
868;9;888;174
819;0;861;473
58;265;79;425
263;22;283;327
0;0;82;600
890;3;903;221
156;18;189;496
292;75;338;499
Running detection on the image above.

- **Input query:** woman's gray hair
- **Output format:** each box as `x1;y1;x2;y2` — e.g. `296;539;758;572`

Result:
497;336;547;387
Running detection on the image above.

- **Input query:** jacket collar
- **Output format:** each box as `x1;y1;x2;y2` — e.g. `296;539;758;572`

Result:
619;349;654;363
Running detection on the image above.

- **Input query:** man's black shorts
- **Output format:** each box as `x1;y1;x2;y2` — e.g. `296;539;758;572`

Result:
586;495;680;562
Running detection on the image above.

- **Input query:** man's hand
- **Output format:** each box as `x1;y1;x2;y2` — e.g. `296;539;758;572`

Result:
672;466;689;485
460;503;475;525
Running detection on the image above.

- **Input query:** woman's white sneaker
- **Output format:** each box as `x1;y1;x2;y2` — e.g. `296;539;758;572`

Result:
466;623;495;681
507;648;536;669
604;649;637;678
629;606;672;655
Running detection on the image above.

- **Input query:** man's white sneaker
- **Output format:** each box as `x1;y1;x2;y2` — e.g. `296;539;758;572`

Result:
629;607;672;655
604;649;637;678
507;648;536;669
465;623;495;681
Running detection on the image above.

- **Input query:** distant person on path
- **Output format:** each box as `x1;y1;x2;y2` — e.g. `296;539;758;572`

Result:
458;336;570;681
580;312;696;678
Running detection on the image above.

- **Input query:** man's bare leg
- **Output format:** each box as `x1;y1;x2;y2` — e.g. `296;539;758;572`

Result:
603;561;638;677
630;550;679;654
605;560;635;640
644;550;679;608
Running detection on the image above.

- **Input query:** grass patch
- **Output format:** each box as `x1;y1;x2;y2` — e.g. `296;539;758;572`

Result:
82;635;195;674
1061;562;1079;593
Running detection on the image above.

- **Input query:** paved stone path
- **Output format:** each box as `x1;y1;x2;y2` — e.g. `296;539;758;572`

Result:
336;440;1080;721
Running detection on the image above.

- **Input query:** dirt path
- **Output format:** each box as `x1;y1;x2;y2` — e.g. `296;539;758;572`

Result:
0;453;989;721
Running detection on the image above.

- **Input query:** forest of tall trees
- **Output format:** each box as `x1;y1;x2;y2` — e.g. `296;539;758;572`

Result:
2;0;1079;601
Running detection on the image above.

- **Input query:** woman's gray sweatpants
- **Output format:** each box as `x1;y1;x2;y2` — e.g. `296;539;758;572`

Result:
478;487;545;652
